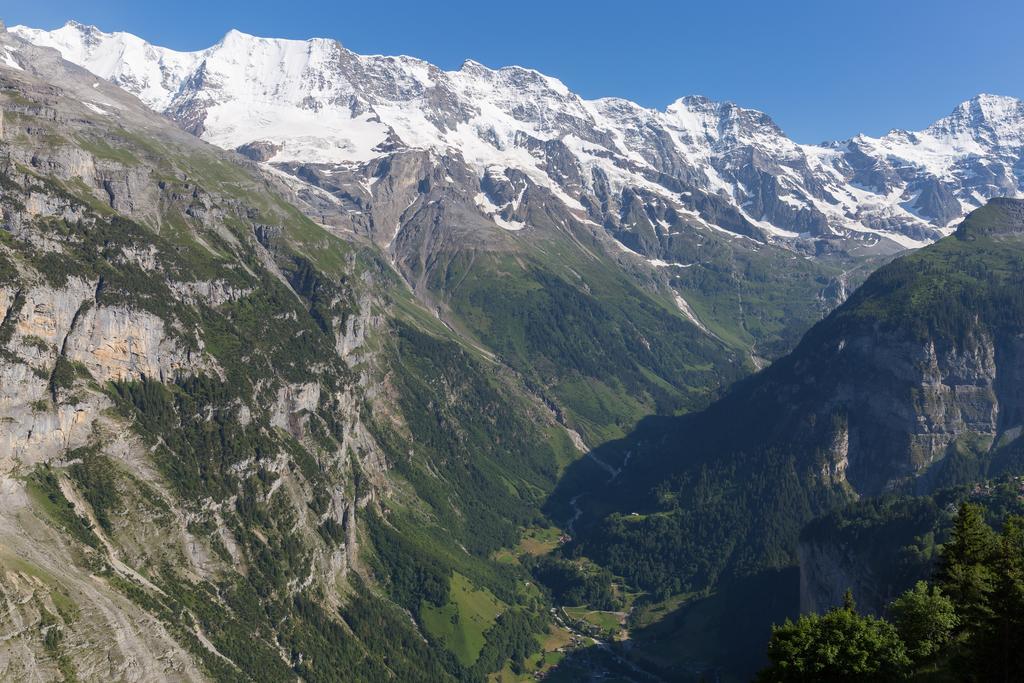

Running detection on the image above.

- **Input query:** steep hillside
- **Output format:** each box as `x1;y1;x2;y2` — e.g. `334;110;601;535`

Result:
11;21;912;389
797;473;1024;619
548;198;1024;678
0;26;591;682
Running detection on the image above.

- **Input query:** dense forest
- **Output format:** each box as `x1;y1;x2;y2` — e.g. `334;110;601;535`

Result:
761;503;1024;681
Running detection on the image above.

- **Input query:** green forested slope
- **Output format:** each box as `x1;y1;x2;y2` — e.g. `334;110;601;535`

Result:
0;38;574;681
541;199;1024;679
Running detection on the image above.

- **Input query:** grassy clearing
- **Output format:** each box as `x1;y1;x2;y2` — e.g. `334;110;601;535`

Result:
488;624;574;682
564;606;622;633
73;134;140;166
554;375;649;445
628;591;694;631
421;572;505;666
491;548;519;565
517;526;562;557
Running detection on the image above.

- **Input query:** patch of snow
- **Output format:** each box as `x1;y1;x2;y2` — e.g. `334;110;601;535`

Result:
673;292;712;336
648;259;695;268
1;47;22;70
83;101;109;115
492;215;526;231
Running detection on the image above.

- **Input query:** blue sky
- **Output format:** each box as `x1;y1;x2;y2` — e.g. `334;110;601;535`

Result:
6;0;1023;143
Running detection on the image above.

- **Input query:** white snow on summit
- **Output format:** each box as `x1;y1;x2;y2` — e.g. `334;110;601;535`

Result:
12;21;1024;248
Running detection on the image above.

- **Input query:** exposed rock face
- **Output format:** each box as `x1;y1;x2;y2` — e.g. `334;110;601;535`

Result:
796;322;1024;616
796;328;1013;493
0;540;207;681
0;268;216;459
803;202;1024;491
64;303;206;382
798;537;893;616
235;139;280;162
691;199;1024;495
270;381;321;435
0;24;582;682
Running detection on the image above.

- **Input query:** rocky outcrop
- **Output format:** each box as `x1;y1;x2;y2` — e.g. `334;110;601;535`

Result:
235;140;280;162
0;546;206;681
168;279;252;307
814;328;1011;492
270;381;321;436
63;304;205;383
798;537;894;616
0;271;216;461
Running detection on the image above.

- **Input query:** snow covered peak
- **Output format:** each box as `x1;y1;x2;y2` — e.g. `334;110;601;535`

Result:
194;29;349;106
11;21;202;109
925;93;1024;148
666;95;787;148
459;59;486;72
218;28;251;43
847;93;1024;188
213;27;341;55
12;21;1024;249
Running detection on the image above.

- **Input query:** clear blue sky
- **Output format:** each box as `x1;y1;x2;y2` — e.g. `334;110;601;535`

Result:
6;0;1023;143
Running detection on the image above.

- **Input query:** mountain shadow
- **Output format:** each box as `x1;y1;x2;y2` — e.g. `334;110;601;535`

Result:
544;197;1024;677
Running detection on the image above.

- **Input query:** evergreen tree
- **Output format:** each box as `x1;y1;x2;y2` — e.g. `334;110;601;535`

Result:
975;515;1024;681
937;503;997;635
890;581;957;663
765;507;1024;681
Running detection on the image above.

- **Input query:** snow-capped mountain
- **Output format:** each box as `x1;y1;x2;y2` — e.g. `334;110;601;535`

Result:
12;21;1024;253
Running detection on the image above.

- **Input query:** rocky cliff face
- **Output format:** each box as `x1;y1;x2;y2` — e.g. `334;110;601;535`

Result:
685;199;1024;497
797;538;888;616
0;275;210;462
791;201;1024;615
561;199;1024;618
779;324;1016;494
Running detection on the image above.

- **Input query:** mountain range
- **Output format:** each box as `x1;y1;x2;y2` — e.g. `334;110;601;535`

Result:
4;16;1024;683
13;20;1024;380
13;21;1024;252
